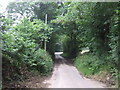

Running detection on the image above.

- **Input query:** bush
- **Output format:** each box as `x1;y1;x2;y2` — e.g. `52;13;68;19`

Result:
1;17;53;76
28;49;53;75
74;53;103;76
74;52;119;87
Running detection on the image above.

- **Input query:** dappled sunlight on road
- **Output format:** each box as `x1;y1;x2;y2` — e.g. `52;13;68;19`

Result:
55;52;63;55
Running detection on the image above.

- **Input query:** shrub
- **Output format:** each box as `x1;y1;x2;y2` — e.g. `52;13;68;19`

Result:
74;53;102;76
28;49;53;75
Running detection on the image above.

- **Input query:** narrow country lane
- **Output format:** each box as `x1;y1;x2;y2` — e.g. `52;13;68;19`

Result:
45;52;107;88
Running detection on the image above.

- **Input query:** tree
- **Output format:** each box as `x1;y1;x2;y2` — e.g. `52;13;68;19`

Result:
52;2;95;58
7;2;34;18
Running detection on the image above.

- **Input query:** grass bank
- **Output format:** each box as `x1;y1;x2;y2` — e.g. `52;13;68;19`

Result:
74;53;118;87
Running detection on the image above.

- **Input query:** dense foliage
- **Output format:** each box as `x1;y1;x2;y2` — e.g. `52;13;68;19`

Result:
1;1;119;87
1;16;53;75
52;2;119;86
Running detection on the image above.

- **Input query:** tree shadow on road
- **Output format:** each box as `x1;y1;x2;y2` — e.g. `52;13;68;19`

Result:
53;54;74;66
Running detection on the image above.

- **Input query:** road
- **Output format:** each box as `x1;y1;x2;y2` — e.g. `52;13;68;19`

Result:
45;52;107;88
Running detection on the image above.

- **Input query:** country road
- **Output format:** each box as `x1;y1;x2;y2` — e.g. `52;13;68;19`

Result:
45;52;107;88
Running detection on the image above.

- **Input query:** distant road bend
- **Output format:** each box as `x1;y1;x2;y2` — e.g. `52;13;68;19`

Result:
45;52;106;88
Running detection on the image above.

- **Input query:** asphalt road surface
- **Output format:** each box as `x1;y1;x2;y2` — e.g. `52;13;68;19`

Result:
45;52;107;88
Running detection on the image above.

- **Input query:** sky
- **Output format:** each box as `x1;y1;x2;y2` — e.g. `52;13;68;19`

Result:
0;0;118;13
0;0;15;13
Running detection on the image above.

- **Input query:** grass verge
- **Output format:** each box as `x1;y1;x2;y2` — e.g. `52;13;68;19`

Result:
74;53;118;87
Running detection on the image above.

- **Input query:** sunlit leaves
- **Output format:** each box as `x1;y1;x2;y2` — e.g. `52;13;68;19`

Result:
7;2;34;18
14;18;53;42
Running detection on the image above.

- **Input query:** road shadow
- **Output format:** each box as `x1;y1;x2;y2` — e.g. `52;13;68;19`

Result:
53;53;74;66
